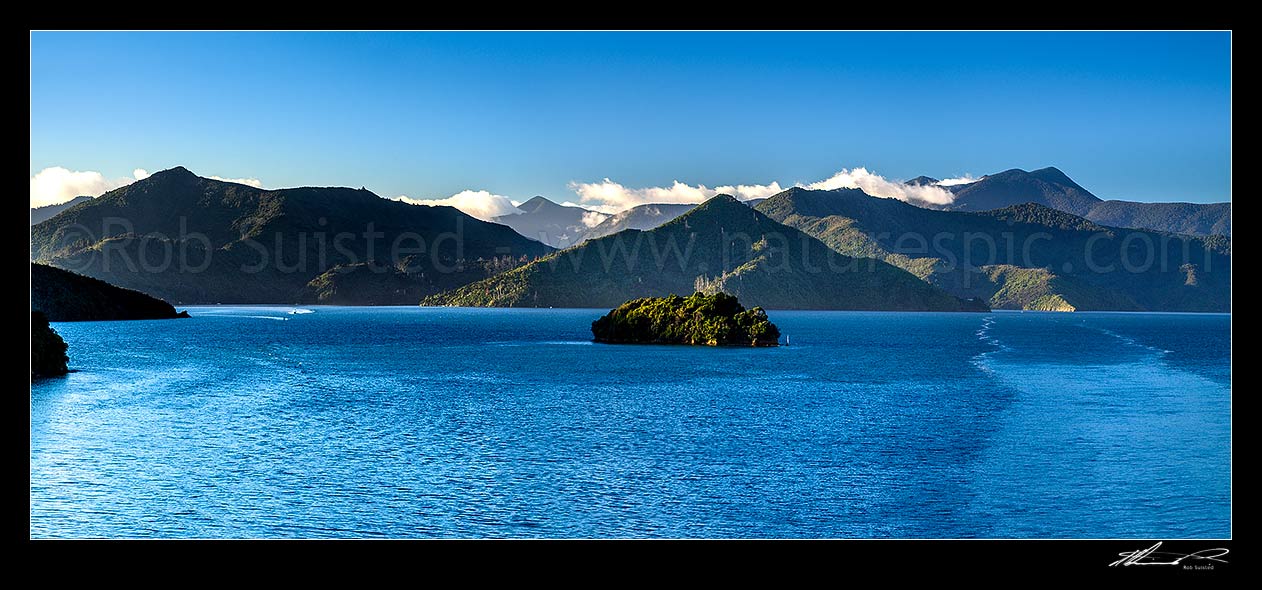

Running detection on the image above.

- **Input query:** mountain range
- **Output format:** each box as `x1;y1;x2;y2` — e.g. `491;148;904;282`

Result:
422;194;987;311
491;196;605;249
29;165;1230;312
755;187;1230;311
490;167;1229;247
918;167;1231;236
30;167;552;304
578;203;696;243
492;199;715;247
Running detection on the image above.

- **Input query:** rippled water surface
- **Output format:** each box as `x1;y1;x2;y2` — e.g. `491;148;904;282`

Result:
31;307;1231;538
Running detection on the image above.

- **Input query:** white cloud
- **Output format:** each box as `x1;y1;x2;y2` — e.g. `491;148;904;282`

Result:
559;201;622;215
565;167;958;211
715;182;785;201
396;189;523;221
568;179;706;209
937;174;980;187
580;210;610;228
29;166;151;208
208;175;264;188
805;167;955;205
566;178;783;211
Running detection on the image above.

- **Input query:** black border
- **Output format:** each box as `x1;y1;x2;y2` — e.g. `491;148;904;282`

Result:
22;539;1235;577
26;27;1234;570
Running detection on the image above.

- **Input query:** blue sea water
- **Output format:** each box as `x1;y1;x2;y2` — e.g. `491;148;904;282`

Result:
30;307;1231;538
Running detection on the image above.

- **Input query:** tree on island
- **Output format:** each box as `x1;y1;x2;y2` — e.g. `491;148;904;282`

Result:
591;292;781;347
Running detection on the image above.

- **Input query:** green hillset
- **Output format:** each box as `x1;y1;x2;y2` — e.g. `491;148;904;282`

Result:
31;166;1229;313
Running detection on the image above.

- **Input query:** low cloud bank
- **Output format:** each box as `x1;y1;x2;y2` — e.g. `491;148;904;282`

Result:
396;190;523;221
564;166;958;212
29;167;150;208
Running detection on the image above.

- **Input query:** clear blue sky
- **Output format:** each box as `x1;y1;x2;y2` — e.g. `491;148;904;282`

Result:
30;31;1231;203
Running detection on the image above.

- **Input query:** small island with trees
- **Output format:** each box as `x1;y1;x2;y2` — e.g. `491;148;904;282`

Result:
592;292;781;347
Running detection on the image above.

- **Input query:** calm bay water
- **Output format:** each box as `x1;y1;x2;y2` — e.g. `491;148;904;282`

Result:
30;307;1231;538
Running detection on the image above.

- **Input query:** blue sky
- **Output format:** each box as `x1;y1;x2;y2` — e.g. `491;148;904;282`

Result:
30;31;1231;213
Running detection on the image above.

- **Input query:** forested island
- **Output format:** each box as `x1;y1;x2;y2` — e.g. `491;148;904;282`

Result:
592;292;781;347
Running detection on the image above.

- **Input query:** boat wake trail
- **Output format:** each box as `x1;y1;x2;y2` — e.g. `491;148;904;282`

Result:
970;316;1008;375
1095;328;1173;356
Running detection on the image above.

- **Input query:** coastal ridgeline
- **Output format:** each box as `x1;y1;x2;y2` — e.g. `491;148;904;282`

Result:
756;187;1230;312
32;263;189;321
30;166;552;305
425;195;986;311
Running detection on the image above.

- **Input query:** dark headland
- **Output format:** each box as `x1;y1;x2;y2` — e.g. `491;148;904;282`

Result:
32;263;189;322
31;311;69;378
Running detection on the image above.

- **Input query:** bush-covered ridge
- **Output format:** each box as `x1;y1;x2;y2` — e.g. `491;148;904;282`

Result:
424;194;985;311
30;166;552;304
591;292;780;347
756;188;1230;312
932;167;1230;236
32;263;189;321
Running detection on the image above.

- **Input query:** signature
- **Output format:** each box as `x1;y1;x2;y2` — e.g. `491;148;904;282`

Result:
1109;542;1229;567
